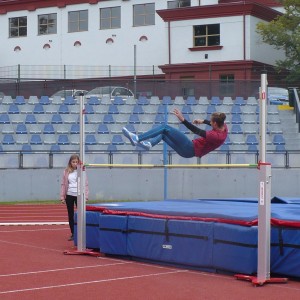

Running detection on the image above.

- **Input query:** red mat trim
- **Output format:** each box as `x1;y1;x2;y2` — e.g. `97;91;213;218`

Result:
86;205;300;228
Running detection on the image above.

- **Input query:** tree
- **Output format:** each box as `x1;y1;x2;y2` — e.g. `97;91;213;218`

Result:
257;0;300;82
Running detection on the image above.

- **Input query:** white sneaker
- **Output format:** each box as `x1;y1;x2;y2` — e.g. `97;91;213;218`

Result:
138;140;152;150
122;127;138;146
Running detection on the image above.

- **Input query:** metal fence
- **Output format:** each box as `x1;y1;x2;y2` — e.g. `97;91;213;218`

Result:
0;150;299;170
0;64;295;99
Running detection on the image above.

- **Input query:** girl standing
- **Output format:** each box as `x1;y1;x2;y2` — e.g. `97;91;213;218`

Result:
60;154;89;241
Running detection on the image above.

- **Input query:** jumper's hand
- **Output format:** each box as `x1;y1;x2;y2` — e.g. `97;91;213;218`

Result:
193;119;204;125
173;108;185;122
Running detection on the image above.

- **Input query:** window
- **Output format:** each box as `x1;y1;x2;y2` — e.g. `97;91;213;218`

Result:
100;7;121;29
68;10;88;32
9;17;27;37
38;14;57;35
167;0;191;9
194;24;220;47
220;74;234;96
133;3;155;27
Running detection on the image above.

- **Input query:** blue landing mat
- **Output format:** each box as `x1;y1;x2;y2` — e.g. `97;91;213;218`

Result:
75;198;300;277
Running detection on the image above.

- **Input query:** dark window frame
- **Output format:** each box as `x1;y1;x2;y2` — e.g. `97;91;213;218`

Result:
133;3;155;27
38;13;57;35
9;16;27;38
100;6;121;30
193;24;220;47
68;10;88;33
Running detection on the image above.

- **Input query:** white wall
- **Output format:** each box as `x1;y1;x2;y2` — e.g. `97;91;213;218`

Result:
247;16;286;65
0;0;168;69
0;168;299;202
169;16;244;64
0;0;286;75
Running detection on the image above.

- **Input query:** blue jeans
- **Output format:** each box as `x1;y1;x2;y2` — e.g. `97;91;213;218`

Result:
138;124;195;158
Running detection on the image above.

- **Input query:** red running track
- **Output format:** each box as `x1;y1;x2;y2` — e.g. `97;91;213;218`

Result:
1;205;300;299
0;204;68;224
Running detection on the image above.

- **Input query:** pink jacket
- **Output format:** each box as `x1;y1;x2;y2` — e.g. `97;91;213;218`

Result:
60;169;89;201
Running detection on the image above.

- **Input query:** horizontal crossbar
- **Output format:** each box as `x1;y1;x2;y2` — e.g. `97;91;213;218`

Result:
85;163;258;169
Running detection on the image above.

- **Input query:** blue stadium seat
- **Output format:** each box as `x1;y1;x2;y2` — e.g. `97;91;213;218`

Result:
16;124;27;134
64;96;76;105
70;123;80;134
128;114;140;124
85;104;94;114
231;114;243;124
103;114;115;124
50;144;61;152
97;123;109;134
132;104;144;114
15;96;25;105
162;96;172;105
0;114;10;124
51;114;63;124
181;105;193;114
137;96;149;105
85;134;97;145
273;134;285;145
154;114;165;124
230;124;243;134
88;97;100;105
40;96;50;105
206;105;216;114
58;104;69;114
182;114;191;122
113;96;125;105
248;144;258;152
21;144;32;152
33;104;44;114
186;96;197;105
179;123;190;134
57;134;69;145
112;134;124;145
210;96;222;105
107;144;118;152
234;96;246;106
224;136;232;145
108;104;119;114
275;144;286;152
2;134;15;144
231;105;242;114
30;134;42;145
25;114;37;124
8;104;19;114
246;134;259;145
157;105;166;114
43;124;55;134
219;144;230;152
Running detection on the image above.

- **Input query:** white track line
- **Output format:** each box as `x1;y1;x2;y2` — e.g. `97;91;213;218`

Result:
0;270;187;295
0;227;68;233
0;239;65;253
0;261;132;277
0;222;68;226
